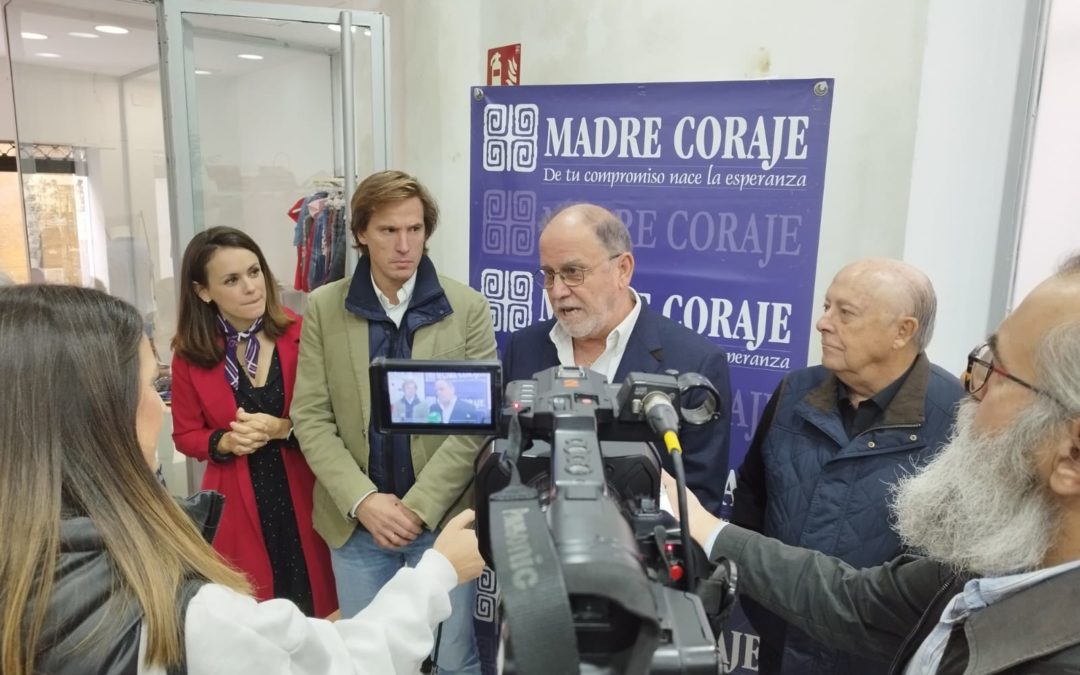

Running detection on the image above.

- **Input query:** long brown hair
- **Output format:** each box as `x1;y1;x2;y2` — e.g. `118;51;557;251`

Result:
172;226;293;368
0;285;250;675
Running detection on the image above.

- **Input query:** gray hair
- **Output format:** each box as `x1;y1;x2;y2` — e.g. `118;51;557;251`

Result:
1058;252;1080;276
541;203;632;256
906;272;937;352
1035;321;1080;415
1031;254;1080;414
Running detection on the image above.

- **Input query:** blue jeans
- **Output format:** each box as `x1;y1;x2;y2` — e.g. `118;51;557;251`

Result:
331;526;480;675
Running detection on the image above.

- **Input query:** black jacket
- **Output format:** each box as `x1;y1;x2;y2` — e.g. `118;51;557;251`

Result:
712;524;1080;674
34;492;222;675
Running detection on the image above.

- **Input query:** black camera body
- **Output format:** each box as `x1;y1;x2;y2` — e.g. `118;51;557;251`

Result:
369;360;731;674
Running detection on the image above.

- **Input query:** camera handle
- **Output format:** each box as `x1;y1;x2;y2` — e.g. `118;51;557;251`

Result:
489;413;581;675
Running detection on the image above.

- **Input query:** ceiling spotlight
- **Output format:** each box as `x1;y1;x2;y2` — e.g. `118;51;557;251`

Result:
237;53;264;60
35;53;61;58
195;69;212;75
363;28;372;36
69;32;100;39
21;32;48;40
94;25;129;35
327;24;359;33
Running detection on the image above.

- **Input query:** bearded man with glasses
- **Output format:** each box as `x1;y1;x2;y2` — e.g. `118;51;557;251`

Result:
668;253;1080;675
500;202;733;515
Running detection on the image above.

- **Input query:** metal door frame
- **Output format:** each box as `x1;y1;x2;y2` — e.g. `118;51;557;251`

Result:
155;0;390;280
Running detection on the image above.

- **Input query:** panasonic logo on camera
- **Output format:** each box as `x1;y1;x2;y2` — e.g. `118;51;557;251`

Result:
502;507;542;590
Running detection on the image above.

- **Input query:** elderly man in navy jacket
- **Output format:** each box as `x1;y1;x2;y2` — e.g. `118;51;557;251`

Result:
501;203;732;515
732;257;964;675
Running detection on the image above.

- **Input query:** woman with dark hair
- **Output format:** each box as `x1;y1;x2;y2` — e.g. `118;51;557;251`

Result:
171;226;334;616
0;284;483;675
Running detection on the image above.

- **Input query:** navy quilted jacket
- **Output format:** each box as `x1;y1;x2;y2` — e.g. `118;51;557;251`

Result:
731;353;964;675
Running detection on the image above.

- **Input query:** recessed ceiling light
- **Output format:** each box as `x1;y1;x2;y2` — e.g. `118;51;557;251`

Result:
68;32;99;39
195;69;212;75
21;32;48;40
94;25;129;35
363;28;372;36
237;53;263;60
327;24;359;33
35;53;61;58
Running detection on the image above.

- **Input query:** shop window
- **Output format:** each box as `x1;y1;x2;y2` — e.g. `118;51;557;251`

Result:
17;143;99;286
0;142;28;283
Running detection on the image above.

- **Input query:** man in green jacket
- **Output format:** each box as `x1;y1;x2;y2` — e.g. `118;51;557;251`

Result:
292;170;496;674
671;254;1080;674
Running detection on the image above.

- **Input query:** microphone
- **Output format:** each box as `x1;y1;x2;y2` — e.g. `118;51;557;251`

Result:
642;390;696;585
642;391;681;454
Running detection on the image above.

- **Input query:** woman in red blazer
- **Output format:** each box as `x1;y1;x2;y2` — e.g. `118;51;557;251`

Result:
170;226;335;616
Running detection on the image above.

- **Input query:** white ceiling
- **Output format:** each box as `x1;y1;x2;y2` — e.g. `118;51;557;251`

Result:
5;0;371;79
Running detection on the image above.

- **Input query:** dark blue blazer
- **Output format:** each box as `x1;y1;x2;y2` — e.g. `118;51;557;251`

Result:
501;303;732;514
446;398;480;422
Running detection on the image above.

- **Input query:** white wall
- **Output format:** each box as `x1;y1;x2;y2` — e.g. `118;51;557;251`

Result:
385;0;932;368
903;0;1040;374
1013;0;1080;305
381;0;1049;376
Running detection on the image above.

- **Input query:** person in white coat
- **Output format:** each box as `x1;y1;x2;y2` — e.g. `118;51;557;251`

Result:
0;284;484;675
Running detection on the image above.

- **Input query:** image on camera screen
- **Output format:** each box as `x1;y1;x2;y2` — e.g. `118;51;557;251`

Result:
387;370;494;426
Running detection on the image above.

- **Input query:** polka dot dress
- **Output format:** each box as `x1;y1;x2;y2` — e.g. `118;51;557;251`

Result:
236;350;314;616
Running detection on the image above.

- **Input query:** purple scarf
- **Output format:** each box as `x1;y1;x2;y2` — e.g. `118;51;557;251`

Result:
217;314;264;390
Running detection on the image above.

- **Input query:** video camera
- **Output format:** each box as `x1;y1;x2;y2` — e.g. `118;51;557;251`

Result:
370;359;737;675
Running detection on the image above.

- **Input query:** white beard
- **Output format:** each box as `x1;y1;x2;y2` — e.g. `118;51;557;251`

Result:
891;398;1063;576
555;306;604;340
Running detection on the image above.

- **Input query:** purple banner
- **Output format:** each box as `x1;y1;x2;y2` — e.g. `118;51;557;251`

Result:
469;79;833;673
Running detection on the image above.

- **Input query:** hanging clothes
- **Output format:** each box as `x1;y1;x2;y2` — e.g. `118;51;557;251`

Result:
288;191;347;292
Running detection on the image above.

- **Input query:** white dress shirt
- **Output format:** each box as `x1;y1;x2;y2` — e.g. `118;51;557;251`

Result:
372;270;417;328
548;288;643;382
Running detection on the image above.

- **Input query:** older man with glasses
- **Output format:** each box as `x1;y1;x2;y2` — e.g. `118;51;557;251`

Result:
669;252;1080;675
730;257;965;675
500;202;733;515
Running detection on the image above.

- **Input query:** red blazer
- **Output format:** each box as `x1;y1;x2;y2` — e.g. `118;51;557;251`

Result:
170;313;336;616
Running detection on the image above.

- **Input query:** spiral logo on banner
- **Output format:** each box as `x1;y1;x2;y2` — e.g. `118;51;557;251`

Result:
470;81;835;675
482;189;537;256
481;268;533;332
483;103;539;172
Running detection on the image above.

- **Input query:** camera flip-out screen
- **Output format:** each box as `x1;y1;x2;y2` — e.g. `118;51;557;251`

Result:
369;358;501;435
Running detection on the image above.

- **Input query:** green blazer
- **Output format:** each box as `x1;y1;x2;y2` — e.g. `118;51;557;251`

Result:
292;274;497;548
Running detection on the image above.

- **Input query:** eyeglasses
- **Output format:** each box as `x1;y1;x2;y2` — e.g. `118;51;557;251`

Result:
965;341;1066;408
534;253;622;289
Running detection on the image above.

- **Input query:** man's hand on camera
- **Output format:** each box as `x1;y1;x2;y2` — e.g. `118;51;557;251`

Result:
661;471;726;550
355;493;423;549
433;509;484;584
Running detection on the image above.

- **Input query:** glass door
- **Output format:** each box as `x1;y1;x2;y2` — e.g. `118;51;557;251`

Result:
3;0;171;333
156;0;389;310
